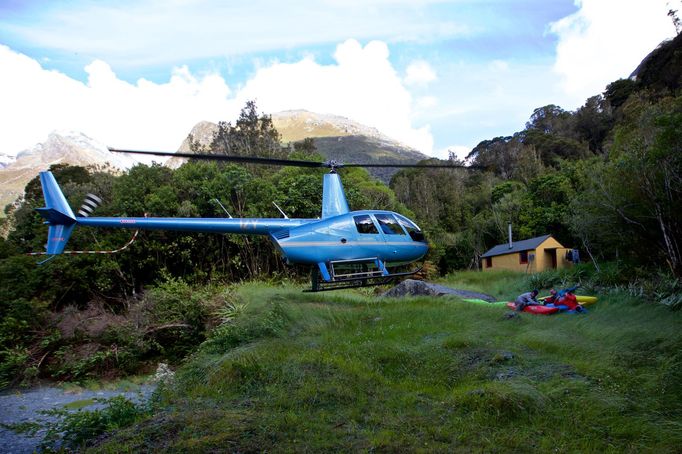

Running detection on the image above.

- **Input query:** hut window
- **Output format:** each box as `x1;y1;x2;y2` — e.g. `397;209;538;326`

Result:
519;251;529;264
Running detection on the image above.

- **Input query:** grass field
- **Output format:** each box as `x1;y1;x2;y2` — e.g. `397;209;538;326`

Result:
92;271;682;452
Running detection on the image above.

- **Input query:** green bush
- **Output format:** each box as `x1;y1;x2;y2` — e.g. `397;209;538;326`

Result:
0;296;48;387
140;277;212;361
202;302;290;354
39;395;149;451
53;347;140;382
0;348;30;388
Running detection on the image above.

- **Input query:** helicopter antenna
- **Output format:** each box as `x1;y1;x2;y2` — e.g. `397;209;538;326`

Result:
211;199;233;218
272;201;289;219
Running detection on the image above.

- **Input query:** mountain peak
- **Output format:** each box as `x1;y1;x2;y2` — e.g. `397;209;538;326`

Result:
12;131;139;170
0;131;142;212
270;110;390;144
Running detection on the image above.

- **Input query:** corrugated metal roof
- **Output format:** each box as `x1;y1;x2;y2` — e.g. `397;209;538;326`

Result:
480;234;554;258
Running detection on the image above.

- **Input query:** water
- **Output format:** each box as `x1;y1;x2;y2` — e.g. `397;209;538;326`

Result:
0;385;154;453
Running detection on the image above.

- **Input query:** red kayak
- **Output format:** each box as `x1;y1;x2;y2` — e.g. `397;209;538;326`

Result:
506;302;559;315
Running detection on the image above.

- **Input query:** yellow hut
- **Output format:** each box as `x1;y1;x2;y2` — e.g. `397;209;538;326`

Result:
481;234;573;273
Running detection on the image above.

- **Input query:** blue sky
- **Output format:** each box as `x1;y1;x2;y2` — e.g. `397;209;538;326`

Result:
0;0;677;159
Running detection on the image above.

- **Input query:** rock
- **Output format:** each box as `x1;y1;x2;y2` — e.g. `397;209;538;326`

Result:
152;363;175;385
495;368;519;380
382;279;496;302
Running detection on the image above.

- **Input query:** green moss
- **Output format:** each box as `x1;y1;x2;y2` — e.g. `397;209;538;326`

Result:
63;398;96;410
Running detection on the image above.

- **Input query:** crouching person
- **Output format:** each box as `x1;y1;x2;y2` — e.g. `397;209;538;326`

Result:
515;289;540;312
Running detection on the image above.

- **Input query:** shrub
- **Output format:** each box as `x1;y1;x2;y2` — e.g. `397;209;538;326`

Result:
39;395;149;451
653;274;682;310
138;277;212;361
203;303;290;354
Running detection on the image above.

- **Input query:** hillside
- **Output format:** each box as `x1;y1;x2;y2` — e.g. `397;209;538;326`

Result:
271;109;386;142
630;32;682;92
274;110;428;182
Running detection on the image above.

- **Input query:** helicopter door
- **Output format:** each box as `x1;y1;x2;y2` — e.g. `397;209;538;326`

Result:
352;214;385;259
373;214;410;260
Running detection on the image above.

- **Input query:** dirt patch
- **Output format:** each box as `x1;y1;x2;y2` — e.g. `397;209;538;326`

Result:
51;301;130;339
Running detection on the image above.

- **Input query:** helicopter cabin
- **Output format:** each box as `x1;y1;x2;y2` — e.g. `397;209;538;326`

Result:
480;234;574;273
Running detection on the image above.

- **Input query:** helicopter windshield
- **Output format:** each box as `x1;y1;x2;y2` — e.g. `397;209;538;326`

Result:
375;214;405;235
394;214;426;242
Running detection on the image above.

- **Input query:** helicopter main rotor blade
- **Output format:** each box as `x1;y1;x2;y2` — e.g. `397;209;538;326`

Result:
341;163;475;169
109;148;480;170
108;148;326;168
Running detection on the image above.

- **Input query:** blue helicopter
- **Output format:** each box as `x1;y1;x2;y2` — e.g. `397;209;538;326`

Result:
36;149;471;291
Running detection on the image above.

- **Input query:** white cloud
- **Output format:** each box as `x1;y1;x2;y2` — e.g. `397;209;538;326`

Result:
0;40;434;157
549;0;677;100
234;40;433;153
432;145;471;161
0;1;468;67
0;44;236;153
404;60;438;86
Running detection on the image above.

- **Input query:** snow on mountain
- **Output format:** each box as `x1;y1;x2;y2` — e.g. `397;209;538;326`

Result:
0;131;143;213
10;131;141;170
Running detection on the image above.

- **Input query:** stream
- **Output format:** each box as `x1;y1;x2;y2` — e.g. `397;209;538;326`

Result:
0;384;154;453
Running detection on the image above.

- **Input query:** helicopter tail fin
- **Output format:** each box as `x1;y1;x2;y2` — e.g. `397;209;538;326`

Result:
321;173;350;219
35;171;77;255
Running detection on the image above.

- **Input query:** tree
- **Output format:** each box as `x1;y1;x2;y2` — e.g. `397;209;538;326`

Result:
574;95;613;153
668;3;681;34
572;93;682;276
466;136;516;178
603;79;637;113
525;105;573;135
209;100;283;159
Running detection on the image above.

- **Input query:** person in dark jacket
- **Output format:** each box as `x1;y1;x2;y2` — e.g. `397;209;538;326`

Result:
515;289;540;311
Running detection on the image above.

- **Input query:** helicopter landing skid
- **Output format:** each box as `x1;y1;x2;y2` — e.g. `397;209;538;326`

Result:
305;263;423;292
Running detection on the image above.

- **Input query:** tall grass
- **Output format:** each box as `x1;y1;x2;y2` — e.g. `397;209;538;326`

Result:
90;276;682;452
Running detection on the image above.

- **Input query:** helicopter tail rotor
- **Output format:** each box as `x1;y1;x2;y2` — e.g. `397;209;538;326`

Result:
77;193;102;217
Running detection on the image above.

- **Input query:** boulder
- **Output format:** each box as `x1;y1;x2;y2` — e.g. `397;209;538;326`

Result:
382;279;496;302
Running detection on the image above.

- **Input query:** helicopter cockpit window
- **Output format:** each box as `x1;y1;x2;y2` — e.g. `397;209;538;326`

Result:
374;214;405;235
395;214;426;242
354;215;379;234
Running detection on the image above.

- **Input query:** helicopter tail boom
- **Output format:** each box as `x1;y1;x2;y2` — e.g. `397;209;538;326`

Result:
34;171;315;257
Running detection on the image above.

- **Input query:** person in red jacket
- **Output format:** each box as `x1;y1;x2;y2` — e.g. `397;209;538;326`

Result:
558;292;580;311
546;286;586;312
